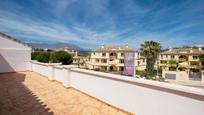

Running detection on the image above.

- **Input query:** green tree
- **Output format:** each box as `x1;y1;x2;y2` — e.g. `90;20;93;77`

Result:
140;41;161;79
31;51;41;60
36;52;50;63
49;52;59;63
55;51;73;65
199;54;204;70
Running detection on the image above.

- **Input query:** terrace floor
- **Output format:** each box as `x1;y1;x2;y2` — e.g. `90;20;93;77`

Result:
0;71;131;115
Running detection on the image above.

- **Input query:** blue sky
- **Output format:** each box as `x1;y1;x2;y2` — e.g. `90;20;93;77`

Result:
0;0;204;49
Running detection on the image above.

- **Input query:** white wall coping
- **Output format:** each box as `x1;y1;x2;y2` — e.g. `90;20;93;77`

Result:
71;68;204;97
0;48;31;50
31;60;61;66
31;61;78;69
163;71;189;73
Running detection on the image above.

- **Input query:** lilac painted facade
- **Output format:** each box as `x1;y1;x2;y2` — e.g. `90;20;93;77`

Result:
123;52;135;76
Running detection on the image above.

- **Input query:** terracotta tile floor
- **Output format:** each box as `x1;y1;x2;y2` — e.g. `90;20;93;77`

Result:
0;72;132;115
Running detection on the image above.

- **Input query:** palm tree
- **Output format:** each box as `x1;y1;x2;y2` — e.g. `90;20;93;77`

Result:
140;41;161;79
199;54;204;70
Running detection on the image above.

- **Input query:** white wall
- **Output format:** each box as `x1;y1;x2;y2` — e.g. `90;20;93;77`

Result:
31;61;53;78
0;48;31;73
0;36;30;49
163;71;189;81
30;61;204;115
0;35;31;73
53;66;65;83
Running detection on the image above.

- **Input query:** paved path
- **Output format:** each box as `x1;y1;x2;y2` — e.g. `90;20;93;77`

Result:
0;72;131;115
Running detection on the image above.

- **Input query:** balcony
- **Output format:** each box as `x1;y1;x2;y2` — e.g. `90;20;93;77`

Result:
108;59;119;65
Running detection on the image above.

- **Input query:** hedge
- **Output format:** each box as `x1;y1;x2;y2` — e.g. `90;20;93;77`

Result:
36;52;50;63
31;51;41;60
49;52;59;63
32;51;73;65
55;51;73;65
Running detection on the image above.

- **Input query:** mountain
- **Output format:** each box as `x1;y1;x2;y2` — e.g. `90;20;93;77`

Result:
30;43;88;51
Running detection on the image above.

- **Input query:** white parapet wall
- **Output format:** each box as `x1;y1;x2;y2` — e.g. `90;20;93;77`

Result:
30;61;204;115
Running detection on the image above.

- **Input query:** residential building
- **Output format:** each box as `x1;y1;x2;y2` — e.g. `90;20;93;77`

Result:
135;52;147;71
87;44;138;72
159;47;204;71
72;51;90;68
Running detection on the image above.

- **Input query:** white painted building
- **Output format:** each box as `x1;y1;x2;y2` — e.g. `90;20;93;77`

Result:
0;33;31;73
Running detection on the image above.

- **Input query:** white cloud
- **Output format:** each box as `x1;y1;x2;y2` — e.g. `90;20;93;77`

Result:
0;10;125;48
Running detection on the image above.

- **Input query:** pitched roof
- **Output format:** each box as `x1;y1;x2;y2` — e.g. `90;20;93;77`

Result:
161;48;204;55
0;32;32;48
93;45;135;52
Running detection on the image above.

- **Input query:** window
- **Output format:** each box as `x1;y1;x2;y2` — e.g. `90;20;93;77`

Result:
161;55;163;59
102;53;106;57
143;59;145;62
101;59;107;63
96;59;99;63
120;59;124;63
193;55;198;59
121;53;124;56
166;55;168;58
171;55;175;59
120;67;124;71
93;52;95;55
160;60;167;64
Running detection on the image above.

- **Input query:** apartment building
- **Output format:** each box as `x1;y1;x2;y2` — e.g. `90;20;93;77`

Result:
87;44;139;72
72;51;90;68
159;47;204;71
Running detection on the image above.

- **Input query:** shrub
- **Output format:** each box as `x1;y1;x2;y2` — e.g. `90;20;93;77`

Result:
169;59;177;64
55;51;73;65
36;52;50;63
31;51;41;60
178;67;187;71
47;49;53;52
169;66;177;71
49;52;59;63
136;70;146;77
190;61;199;66
199;54;204;70
199;54;204;59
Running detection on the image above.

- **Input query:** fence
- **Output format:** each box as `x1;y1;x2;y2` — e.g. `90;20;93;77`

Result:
163;71;204;82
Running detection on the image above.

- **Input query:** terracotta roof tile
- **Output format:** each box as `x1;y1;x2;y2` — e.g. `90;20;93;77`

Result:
93;45;135;52
161;48;204;55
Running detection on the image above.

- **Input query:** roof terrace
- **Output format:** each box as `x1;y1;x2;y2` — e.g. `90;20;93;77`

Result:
0;72;131;115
